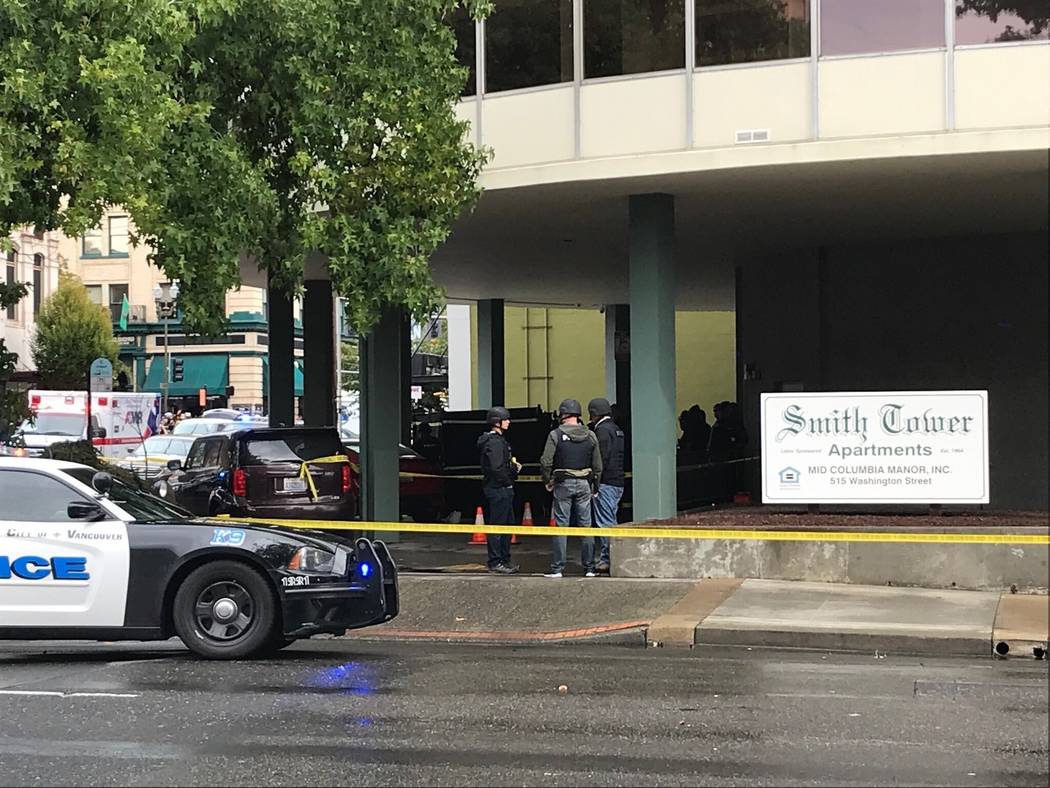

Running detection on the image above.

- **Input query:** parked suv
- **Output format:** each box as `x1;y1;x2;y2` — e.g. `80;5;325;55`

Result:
157;427;357;520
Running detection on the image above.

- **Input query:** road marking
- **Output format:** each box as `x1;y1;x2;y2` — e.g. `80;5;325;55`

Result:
213;516;1050;545
0;689;139;698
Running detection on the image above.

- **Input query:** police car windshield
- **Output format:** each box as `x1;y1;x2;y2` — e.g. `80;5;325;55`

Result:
60;468;192;523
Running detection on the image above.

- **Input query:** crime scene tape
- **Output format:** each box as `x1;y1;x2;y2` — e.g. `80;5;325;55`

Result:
213;516;1050;545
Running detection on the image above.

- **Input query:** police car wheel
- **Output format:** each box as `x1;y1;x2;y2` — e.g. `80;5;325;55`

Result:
172;561;279;659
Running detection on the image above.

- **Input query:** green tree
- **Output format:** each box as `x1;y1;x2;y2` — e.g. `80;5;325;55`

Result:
0;276;30;438
1;1;489;337
31;271;118;390
340;340;360;396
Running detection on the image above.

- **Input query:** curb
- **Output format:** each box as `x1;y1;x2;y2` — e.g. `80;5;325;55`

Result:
341;620;650;646
694;625;992;657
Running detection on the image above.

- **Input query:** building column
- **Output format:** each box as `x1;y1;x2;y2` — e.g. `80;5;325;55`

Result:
267;283;295;427
360;307;404;526
629;194;677;520
446;304;473;410
302;280;337;427
477;298;505;409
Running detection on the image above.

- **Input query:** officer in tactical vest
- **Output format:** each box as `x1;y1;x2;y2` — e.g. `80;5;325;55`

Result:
540;399;603;578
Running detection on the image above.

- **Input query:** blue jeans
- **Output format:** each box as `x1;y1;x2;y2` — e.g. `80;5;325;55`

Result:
550;477;595;573
592;483;623;567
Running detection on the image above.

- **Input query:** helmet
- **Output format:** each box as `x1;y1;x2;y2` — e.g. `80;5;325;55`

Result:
557;399;582;419
486;406;511;426
587;397;612;419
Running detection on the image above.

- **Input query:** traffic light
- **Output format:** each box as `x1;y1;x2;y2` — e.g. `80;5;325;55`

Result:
171;358;184;383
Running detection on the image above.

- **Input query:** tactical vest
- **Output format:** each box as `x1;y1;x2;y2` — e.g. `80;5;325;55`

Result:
552;430;593;471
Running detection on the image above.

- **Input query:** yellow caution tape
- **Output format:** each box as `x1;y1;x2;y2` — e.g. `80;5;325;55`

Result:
213;516;1049;545
297;454;350;502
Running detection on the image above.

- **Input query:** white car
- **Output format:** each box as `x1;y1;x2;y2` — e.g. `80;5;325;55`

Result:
116;435;197;480
172;418;235;436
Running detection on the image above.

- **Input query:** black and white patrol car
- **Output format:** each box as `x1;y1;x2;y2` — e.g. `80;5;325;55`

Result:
0;458;398;659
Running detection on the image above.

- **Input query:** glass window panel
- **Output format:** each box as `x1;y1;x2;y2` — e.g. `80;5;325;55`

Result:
696;0;810;66
586;0;686;78
5;252;15;320
448;7;477;96
109;283;128;324
486;0;574;93
32;255;43;317
955;1;1049;44
109;215;129;255
83;227;103;256
821;0;945;56
85;285;104;306
0;470;92;522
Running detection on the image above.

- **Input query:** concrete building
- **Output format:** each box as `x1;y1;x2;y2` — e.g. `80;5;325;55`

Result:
2;227;61;380
417;0;1048;516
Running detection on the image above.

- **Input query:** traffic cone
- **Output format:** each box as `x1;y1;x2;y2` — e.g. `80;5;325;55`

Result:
469;506;487;545
512;501;533;545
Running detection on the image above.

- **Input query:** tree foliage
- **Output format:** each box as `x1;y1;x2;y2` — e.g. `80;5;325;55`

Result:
956;1;1049;39
31;270;118;390
0;276;30;438
1;0;489;336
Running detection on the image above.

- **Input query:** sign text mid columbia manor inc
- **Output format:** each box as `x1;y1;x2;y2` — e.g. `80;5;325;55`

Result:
760;391;989;504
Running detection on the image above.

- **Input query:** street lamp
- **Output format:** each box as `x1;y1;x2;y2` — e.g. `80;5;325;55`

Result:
153;282;180;416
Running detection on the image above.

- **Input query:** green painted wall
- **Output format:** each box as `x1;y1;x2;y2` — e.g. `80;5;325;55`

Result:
467;305;736;415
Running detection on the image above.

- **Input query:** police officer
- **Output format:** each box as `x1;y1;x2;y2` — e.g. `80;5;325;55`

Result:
477;406;521;574
587;397;625;574
540;399;603;578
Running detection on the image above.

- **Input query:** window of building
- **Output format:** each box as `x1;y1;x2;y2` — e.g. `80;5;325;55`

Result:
696;0;810;67
32;253;43;318
108;284;129;325
4;251;16;321
585;0;685;79
955;1;1049;44
485;0;573;93
109;215;129;255
83;226;103;257
449;6;477;96
85;284;104;306
820;0;945;56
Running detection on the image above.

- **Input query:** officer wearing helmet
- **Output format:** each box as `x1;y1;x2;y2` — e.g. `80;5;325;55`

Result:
477;406;522;574
540;398;603;578
587;397;626;574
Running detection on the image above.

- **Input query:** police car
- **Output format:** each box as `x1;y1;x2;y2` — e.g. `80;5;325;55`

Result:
0;458;398;659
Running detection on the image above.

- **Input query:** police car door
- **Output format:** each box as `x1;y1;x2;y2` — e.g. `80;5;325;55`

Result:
0;467;130;628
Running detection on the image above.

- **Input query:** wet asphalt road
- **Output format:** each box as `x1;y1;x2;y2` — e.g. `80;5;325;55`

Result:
0;640;1046;787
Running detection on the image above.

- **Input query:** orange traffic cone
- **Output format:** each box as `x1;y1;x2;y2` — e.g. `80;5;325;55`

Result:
469;506;487;545
512;501;533;545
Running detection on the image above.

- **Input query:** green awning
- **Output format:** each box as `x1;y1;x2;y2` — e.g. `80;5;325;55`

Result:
143;354;229;396
262;357;304;397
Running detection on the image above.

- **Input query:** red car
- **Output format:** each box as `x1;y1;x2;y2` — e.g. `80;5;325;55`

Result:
342;436;445;524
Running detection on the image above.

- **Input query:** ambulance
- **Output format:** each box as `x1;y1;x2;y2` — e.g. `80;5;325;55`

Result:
2;391;161;459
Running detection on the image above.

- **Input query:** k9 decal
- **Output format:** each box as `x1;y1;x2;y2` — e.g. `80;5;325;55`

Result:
210;528;246;546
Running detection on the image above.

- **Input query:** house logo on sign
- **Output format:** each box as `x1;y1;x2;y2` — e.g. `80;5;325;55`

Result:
778;467;801;487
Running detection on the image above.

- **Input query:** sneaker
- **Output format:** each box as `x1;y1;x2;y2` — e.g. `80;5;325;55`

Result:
544;571;563;578
503;563;520;575
597;562;611;574
489;564;517;575
585;570;597;578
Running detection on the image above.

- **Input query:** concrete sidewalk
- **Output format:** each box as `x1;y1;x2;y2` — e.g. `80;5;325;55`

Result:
344;574;1049;659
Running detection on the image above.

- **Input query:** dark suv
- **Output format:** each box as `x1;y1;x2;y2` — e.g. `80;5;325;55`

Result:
158;427;358;520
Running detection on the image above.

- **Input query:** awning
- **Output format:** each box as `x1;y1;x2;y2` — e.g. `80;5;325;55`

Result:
143;354;229;396
262;357;304;397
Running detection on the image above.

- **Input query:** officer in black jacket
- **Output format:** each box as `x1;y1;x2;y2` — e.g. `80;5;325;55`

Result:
477;406;521;574
587;397;626;573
